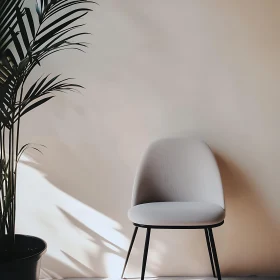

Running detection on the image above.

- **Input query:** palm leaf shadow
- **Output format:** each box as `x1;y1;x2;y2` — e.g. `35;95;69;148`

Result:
57;206;125;277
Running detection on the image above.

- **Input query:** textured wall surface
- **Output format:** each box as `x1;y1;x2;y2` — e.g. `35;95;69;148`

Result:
16;0;280;278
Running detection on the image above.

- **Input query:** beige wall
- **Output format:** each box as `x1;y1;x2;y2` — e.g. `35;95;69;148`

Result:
16;0;280;278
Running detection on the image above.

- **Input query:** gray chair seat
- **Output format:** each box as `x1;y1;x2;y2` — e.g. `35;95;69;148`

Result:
128;201;225;226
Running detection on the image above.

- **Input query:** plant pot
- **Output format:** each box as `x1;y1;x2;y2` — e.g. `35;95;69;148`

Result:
0;234;47;280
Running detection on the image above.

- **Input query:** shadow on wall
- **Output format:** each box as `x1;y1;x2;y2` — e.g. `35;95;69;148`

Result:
215;153;280;276
17;142;160;279
40;206;123;278
39;205;160;278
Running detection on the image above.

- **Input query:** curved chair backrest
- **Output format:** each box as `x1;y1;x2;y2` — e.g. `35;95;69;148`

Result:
132;137;224;208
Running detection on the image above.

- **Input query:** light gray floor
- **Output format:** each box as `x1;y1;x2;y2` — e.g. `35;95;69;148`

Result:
64;277;279;280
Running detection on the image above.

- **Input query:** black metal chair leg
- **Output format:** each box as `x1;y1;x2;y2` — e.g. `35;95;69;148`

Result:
204;228;216;278
141;228;151;280
208;228;222;280
121;227;138;279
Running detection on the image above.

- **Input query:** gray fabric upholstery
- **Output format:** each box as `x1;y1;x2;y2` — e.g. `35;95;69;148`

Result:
129;137;225;226
128;202;225;226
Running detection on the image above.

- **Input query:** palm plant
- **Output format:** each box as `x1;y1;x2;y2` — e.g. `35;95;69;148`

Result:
0;0;94;244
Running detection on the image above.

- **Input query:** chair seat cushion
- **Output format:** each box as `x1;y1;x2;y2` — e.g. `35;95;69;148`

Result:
128;202;225;226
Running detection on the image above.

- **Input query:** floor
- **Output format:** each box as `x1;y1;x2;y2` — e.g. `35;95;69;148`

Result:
64;277;279;280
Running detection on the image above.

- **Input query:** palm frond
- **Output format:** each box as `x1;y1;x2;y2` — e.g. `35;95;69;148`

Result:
18;75;83;119
17;143;45;162
0;0;24;54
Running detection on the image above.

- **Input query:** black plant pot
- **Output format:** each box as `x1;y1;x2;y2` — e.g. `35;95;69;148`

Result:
0;234;47;280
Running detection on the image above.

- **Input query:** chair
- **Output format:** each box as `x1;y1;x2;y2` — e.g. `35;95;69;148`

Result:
121;137;225;280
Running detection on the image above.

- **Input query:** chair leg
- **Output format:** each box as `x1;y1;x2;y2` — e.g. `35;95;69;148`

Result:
208;228;222;280
121;227;138;279
204;228;216;278
141;228;151;280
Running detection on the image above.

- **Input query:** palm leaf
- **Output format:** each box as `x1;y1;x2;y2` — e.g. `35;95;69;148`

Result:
19;75;82;120
0;0;24;54
3;50;18;69
10;29;24;61
20;96;54;117
16;7;30;52
23;76;44;100
45;0;95;18
17;143;45;162
34;12;89;49
34;32;90;58
24;8;36;39
39;8;91;35
36;0;43;23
